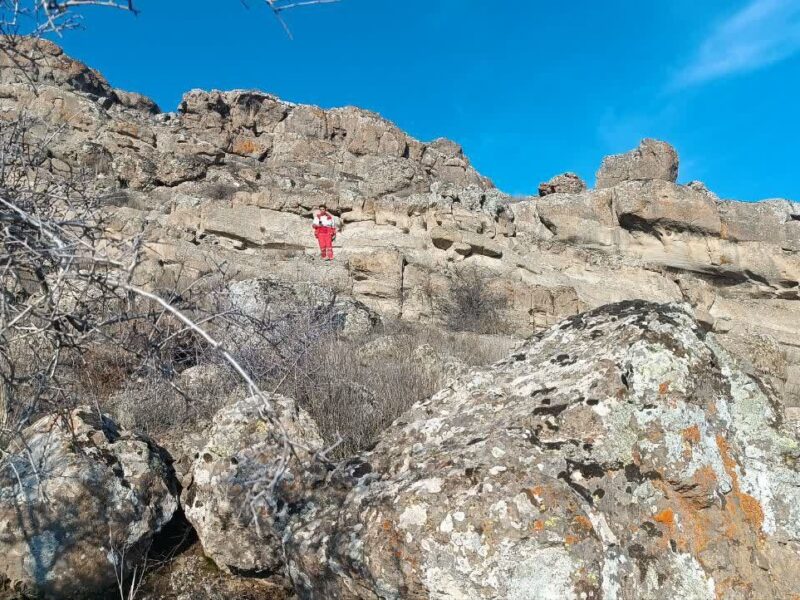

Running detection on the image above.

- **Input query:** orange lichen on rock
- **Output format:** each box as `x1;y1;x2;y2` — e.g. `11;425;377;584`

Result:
716;435;737;476
524;485;553;510
572;515;594;532
651;479;713;554
232;137;260;155
682;425;701;444
653;508;675;526
739;492;765;531
715;435;766;538
659;381;670;395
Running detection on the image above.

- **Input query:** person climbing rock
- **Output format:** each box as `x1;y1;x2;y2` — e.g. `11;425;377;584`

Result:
312;203;337;261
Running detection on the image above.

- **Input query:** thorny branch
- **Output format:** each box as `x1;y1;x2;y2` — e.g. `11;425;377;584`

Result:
1;0;338;39
0;0;136;37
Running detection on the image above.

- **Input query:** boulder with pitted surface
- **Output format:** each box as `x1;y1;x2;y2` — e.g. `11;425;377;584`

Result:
538;172;587;196
283;301;800;600
182;394;323;576
0;408;178;598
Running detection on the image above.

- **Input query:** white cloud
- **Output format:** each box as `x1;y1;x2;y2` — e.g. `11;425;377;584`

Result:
675;0;800;87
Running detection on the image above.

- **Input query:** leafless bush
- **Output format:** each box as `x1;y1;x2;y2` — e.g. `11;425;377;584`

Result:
0;112;326;589
383;320;519;366
217;301;517;456
274;334;438;457
0;114;121;445
437;266;510;335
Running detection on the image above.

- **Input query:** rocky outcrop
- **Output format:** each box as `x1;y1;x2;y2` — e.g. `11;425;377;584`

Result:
227;277;379;337
182;394;323;576
538;172;586;196
3;38;800;416
0;408;178;597
283;301;800;599
596;138;679;189
0;37;114;99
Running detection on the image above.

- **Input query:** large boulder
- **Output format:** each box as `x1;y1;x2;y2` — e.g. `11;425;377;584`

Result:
718;199;800;249
227;277;379;337
0;408;178;598
538;172;587;196
613;180;722;235
534;187;621;246
182;394;323;576
596;139;679;189
284;301;800;599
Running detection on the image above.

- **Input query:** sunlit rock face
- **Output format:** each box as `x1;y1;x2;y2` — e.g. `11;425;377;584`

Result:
595;138;679;189
283;302;800;600
3;42;800;413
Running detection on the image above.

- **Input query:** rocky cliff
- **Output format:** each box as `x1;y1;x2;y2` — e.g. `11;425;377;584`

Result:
3;39;800;597
2;37;798;420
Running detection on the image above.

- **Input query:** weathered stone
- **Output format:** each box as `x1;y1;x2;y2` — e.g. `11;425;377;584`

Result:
718;199;800;249
686;180;718;200
538;172;587;196
535;188;620;245
613;180;721;235
596;139;679;189
348;251;405;317
182;395;323;576
411;344;469;381
284;301;800;599
3;38;800;419
0;408;178;598
0;37;113;98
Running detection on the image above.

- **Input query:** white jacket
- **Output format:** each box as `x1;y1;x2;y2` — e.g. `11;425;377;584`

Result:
313;211;335;228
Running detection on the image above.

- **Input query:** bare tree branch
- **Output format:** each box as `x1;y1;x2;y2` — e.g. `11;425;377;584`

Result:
262;0;339;39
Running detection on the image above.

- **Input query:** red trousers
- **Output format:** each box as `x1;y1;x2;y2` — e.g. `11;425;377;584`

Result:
315;227;335;259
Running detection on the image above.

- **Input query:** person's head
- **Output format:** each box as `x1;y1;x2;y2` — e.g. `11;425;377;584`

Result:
318;203;326;212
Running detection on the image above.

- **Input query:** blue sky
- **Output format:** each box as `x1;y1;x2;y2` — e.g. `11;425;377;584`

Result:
53;0;799;200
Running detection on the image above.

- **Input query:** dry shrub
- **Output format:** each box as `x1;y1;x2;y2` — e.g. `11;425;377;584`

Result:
92;296;519;456
437;266;510;335
381;320;519;366
105;370;238;437
43;277;519;459
276;336;441;457
263;312;519;457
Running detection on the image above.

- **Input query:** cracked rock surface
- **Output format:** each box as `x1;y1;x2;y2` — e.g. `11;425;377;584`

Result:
0;408;178;598
283;301;800;599
182;394;323;576
3;39;800;418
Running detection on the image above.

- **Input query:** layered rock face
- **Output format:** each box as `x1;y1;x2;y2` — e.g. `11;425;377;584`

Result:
282;302;800;599
2;37;799;416
0;408;178;597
